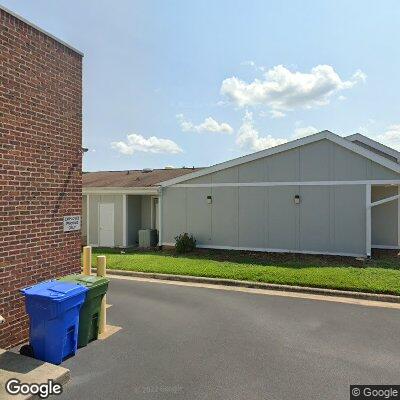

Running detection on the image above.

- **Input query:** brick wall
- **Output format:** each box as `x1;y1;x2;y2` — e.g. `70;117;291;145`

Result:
0;8;83;348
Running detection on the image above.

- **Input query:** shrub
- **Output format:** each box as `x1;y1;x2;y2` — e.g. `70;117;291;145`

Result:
175;233;196;254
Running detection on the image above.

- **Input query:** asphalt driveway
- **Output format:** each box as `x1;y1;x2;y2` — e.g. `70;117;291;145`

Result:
60;277;400;400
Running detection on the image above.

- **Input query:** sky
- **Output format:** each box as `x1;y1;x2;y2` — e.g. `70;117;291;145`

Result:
3;0;400;171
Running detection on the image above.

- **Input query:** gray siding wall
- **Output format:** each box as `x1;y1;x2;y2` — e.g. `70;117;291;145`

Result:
161;139;400;255
141;196;152;229
185;139;400;183
86;194;155;248
127;195;142;246
371;186;398;247
162;185;366;255
88;194;124;247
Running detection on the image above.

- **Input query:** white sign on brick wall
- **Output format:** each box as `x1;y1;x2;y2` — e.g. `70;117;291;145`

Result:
63;215;81;232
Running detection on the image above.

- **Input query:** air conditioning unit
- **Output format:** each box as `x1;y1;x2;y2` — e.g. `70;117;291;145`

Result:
138;229;158;247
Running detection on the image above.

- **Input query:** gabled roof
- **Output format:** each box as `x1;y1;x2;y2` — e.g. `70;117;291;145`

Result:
346;133;400;163
160;130;400;187
83;168;202;189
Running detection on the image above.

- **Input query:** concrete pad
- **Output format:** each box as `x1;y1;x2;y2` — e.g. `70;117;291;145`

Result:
97;325;122;340
0;349;70;400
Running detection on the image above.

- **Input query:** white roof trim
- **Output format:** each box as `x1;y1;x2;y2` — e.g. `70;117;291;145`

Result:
0;5;83;56
160;130;400;187
83;187;159;195
346;133;400;162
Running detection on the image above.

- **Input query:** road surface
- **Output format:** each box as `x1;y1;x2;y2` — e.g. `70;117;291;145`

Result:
60;277;400;400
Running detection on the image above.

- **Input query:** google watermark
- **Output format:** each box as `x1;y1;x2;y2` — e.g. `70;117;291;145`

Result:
351;385;400;399
5;378;62;399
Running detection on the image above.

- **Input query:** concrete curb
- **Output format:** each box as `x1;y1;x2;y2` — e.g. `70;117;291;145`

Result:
92;268;400;304
0;349;70;400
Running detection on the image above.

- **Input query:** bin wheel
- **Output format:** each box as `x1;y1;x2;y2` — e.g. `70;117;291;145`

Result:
20;344;34;358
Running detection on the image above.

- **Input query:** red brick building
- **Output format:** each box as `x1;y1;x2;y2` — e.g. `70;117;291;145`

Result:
0;6;83;348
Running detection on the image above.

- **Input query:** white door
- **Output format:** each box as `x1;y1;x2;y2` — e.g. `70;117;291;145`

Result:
99;203;114;247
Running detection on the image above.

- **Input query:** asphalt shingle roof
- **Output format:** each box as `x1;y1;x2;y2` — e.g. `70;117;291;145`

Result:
83;168;202;188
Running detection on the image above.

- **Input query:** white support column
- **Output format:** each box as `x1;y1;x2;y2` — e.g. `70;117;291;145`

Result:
158;188;163;246
86;194;90;245
122;194;127;247
366;184;372;257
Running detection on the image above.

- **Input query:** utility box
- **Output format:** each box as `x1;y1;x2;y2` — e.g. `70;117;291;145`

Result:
138;229;158;247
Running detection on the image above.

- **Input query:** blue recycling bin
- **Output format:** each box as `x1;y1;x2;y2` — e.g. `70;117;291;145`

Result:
20;280;88;365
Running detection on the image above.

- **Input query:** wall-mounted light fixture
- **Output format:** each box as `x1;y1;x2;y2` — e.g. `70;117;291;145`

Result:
207;195;212;204
294;194;300;204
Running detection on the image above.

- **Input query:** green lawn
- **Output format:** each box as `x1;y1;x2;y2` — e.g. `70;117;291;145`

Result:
91;248;400;296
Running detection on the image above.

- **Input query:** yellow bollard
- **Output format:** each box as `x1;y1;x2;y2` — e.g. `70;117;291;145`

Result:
97;255;107;334
82;246;92;276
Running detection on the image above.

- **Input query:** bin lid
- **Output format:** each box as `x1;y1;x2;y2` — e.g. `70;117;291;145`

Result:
59;274;109;288
20;280;88;301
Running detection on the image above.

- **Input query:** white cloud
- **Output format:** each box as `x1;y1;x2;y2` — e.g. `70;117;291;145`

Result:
221;64;366;111
376;124;400;151
269;110;286;119
236;111;288;151
241;60;265;72
241;60;257;68
177;114;233;134
236;111;321;152
352;69;367;83
293;126;319;139
259;109;286;119
258;110;287;119
111;133;182;155
358;118;376;135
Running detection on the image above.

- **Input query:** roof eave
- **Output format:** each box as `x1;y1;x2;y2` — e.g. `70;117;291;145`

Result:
83;187;160;195
346;133;400;162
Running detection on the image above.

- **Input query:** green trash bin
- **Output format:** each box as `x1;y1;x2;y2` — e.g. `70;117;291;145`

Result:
58;274;109;348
